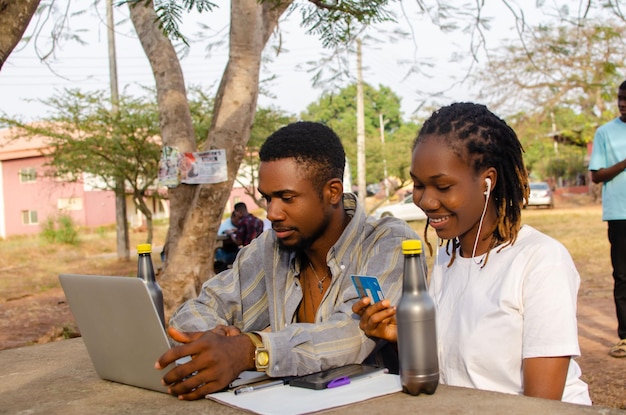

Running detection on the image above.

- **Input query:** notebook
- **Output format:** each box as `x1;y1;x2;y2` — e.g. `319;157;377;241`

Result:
59;273;174;393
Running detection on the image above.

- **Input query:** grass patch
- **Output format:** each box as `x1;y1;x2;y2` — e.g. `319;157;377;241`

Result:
0;206;612;302
0;222;169;302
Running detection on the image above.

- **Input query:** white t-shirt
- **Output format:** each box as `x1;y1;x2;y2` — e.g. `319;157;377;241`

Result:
428;225;591;405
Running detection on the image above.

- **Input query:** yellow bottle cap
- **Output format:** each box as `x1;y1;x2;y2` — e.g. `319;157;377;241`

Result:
137;243;152;254
402;239;422;255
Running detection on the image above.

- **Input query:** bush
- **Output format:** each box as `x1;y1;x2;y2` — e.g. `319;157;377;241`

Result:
40;218;57;244
40;214;79;245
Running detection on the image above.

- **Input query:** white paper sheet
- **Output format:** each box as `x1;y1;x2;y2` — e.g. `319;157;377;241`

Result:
207;372;402;415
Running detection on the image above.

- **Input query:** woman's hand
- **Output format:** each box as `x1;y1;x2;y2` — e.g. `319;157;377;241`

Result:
352;297;398;342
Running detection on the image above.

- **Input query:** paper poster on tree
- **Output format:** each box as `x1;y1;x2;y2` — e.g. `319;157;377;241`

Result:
158;147;227;187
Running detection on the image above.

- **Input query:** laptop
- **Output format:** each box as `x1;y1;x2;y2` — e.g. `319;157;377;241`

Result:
59;273;174;393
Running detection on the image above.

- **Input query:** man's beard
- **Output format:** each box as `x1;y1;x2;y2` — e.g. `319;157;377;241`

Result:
276;215;330;254
277;232;314;253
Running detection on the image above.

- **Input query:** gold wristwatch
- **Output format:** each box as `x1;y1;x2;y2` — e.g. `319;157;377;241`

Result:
243;332;269;372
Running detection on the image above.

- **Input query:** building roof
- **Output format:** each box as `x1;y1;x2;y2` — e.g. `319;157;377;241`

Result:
0;125;52;161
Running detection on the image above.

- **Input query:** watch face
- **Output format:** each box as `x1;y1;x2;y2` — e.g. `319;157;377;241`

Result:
257;350;269;367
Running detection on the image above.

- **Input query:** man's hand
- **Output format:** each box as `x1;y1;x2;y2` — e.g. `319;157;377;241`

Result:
155;326;255;400
211;324;242;337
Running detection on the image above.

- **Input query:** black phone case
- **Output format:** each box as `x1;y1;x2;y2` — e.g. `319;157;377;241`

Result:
289;364;384;390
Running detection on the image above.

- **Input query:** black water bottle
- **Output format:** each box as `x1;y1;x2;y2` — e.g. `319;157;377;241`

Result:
137;243;165;328
396;239;439;395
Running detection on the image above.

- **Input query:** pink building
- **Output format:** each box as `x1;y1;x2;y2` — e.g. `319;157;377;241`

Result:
0;126;267;238
0;128;117;238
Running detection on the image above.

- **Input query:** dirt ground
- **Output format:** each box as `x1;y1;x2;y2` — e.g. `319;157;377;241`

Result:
0;204;625;410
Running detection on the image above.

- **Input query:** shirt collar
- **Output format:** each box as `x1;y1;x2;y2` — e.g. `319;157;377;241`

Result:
287;192;364;274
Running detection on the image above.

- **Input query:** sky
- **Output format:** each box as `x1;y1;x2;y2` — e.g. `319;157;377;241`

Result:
0;1;549;123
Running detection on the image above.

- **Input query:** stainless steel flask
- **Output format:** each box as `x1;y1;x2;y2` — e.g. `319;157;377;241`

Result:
396;239;439;395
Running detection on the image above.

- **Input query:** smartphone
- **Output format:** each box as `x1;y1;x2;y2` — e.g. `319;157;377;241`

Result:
289;364;387;390
351;275;385;303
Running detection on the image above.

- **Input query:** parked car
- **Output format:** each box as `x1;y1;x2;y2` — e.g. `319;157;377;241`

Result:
526;181;554;208
372;195;427;221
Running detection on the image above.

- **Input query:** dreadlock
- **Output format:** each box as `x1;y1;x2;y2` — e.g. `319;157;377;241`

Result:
259;121;346;197
413;102;529;266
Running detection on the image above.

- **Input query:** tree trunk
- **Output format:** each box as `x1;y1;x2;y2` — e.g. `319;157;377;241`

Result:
128;0;198;304
0;0;41;70
129;0;291;317
133;189;154;244
115;180;130;260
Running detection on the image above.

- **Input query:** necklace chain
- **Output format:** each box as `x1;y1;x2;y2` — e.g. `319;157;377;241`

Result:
309;262;329;294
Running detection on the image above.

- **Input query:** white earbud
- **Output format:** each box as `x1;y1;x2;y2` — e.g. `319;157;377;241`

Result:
473;177;493;265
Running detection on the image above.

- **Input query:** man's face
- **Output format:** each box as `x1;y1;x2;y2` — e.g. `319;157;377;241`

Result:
618;88;626;122
258;159;332;252
233;210;244;221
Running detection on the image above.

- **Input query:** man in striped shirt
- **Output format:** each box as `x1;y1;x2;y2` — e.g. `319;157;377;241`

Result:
156;121;419;400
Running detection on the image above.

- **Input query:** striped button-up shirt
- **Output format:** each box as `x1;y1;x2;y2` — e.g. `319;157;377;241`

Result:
170;193;420;377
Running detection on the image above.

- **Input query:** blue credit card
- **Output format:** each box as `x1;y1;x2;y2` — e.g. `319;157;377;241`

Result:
351;275;384;303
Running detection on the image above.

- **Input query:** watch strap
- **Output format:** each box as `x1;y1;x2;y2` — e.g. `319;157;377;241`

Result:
243;332;269;371
243;331;263;348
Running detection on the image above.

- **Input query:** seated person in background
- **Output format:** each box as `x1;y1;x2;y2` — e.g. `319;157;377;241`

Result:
155;121;419;400
218;211;238;235
225;202;264;247
214;211;240;273
352;102;591;405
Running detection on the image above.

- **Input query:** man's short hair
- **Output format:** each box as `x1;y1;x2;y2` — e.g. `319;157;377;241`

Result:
234;202;248;213
620;80;626;90
259;122;346;193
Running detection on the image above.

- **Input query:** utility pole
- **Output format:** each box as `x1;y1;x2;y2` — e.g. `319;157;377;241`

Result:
379;113;389;198
550;111;559;155
356;39;366;208
106;0;130;260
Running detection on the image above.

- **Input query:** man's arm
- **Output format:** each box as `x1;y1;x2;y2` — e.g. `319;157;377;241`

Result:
156;327;257;400
160;240;271;400
227;227;243;247
590;158;626;184
229;216;250;246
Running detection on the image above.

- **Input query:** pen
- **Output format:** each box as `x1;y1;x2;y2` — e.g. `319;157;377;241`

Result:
234;379;286;395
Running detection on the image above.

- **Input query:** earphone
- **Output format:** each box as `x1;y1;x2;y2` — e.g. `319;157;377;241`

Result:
473;177;492;265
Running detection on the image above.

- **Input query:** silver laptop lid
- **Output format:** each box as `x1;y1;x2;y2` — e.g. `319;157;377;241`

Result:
59;274;173;393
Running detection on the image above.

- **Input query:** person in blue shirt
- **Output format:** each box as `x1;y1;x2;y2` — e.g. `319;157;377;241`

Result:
589;80;626;358
218;211;238;235
214;211;240;273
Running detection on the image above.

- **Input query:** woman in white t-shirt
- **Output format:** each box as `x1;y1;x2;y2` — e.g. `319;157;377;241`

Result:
353;102;591;405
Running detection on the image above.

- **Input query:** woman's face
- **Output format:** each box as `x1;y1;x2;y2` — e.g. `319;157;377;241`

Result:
410;135;494;255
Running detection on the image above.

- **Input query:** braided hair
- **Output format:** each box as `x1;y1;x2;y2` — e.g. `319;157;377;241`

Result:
259;121;346;196
413;102;529;265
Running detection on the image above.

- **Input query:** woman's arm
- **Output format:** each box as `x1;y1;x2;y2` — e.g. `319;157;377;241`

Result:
522;356;570;400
